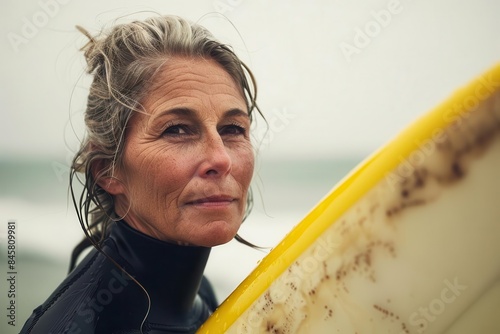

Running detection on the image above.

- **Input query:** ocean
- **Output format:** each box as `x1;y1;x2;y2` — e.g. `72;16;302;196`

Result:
0;156;362;333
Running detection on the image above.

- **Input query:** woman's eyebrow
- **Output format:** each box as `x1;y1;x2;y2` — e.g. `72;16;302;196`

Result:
223;108;250;119
153;107;248;120
154;107;197;120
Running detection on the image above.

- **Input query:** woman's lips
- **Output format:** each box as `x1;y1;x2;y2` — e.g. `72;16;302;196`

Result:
186;195;236;207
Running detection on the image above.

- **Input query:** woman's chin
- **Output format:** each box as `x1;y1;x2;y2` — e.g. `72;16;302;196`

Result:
191;219;241;247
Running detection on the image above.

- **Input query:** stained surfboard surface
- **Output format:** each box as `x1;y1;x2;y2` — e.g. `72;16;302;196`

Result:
198;63;500;334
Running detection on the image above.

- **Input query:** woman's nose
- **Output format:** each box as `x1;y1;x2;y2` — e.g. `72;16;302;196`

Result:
198;132;232;177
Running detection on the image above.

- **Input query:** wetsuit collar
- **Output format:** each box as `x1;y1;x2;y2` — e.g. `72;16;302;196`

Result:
109;221;212;318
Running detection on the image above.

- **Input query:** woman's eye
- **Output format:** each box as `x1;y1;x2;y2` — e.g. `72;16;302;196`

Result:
163;124;191;136
221;124;246;136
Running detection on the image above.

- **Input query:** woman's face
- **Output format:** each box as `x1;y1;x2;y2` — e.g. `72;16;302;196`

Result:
108;57;254;247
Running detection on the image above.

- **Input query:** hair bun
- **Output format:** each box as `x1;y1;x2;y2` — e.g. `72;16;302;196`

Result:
76;25;103;74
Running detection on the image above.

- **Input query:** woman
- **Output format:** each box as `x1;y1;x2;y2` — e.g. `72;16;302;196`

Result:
21;14;262;334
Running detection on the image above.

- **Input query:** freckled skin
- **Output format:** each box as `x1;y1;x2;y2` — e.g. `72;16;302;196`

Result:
105;57;254;247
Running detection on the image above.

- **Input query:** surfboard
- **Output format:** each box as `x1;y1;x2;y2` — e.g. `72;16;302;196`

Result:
198;63;500;334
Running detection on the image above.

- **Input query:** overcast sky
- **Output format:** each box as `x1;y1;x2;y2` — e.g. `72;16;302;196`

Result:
1;0;500;161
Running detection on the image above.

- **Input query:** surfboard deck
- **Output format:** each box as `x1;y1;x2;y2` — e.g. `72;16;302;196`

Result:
198;63;500;334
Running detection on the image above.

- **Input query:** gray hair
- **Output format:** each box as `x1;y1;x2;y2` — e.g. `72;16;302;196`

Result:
69;15;262;262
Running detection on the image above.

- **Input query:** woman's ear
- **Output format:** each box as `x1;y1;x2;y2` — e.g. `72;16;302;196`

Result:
91;159;126;195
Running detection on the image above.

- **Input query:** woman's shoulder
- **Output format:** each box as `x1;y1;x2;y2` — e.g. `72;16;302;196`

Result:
19;245;148;333
20;231;219;333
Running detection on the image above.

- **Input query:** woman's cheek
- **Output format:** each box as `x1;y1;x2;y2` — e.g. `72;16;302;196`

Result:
239;145;255;180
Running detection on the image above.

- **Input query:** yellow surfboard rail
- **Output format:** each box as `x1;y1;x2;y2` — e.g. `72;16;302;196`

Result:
198;63;500;333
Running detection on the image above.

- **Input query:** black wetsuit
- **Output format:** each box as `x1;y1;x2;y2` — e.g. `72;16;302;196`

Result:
20;221;218;334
